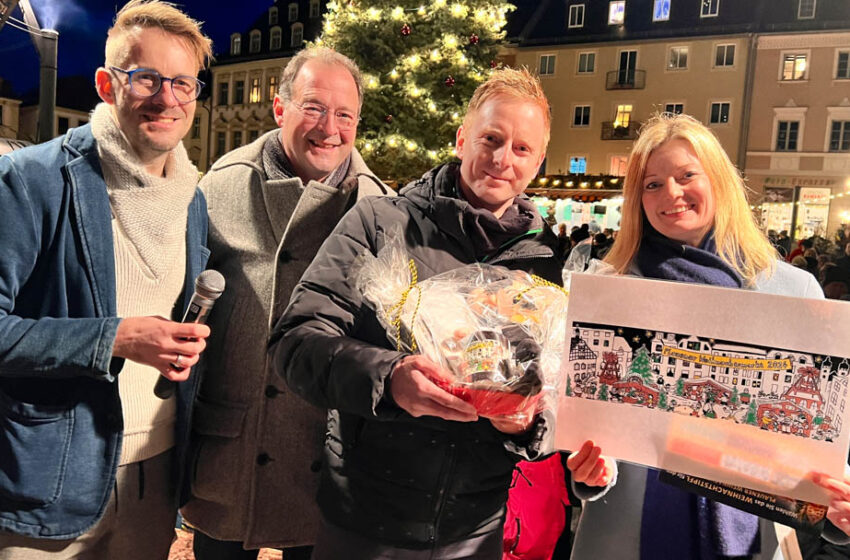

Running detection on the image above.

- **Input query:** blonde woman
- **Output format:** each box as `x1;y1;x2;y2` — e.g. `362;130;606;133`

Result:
571;113;850;559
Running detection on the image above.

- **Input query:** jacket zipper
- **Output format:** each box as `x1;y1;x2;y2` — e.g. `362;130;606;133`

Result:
430;441;458;544
479;228;544;263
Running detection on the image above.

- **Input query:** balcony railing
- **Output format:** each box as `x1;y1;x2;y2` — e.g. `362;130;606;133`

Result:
605;69;646;90
601;121;641;141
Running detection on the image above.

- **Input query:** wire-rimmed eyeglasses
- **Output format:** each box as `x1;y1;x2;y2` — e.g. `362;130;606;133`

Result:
110;67;205;104
291;102;360;131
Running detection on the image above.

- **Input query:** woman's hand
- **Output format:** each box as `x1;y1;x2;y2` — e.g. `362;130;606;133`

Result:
813;472;850;536
567;440;614;487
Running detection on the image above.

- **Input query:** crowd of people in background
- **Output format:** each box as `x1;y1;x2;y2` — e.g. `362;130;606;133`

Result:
769;226;850;300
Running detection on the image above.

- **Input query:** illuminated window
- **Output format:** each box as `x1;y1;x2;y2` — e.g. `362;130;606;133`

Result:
782;53;808;80
668;46;688;69
653;0;670;21
268;75;279;101
578;52;595;73
250;78;261;103
608;1;625;25
614;104;633;128
569;156;587;173
569;4;585;28
610;155;628;176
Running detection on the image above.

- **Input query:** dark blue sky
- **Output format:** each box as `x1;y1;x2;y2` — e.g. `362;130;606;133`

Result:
0;0;270;96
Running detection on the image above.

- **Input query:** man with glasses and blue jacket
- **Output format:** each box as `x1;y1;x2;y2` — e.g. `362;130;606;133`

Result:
180;46;390;560
0;1;212;558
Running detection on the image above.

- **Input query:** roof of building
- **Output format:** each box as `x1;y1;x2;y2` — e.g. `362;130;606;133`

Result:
21;74;100;112
213;0;324;66
514;0;850;48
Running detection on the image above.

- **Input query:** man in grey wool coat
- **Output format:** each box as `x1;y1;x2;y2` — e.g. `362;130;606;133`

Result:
180;46;391;560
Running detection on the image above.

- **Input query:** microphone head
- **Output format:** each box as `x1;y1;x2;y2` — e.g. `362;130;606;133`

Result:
195;269;226;300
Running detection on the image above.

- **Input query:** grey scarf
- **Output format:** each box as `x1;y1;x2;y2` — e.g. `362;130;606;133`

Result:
262;131;351;188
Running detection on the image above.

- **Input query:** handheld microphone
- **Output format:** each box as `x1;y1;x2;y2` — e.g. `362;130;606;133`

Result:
154;269;226;399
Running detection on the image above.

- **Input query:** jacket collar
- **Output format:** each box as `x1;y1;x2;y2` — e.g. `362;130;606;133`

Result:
400;163;553;262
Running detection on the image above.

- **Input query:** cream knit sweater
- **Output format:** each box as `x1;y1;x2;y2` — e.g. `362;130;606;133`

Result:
91;104;199;465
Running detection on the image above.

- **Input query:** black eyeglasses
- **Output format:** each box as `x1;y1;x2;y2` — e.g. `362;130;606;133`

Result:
110;67;205;104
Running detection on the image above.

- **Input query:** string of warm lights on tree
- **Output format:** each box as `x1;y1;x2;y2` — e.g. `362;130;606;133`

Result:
315;0;513;180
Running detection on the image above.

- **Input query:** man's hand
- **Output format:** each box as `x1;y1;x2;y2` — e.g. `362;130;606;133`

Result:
813;472;850;536
113;316;210;381
390;355;478;422
567;440;614;487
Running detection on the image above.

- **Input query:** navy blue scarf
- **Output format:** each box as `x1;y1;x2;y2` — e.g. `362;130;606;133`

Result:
637;230;760;560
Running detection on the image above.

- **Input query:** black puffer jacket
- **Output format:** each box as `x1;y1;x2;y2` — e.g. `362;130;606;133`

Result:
270;163;561;547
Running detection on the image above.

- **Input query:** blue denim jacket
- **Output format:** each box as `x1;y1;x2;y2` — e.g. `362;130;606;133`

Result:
0;125;209;538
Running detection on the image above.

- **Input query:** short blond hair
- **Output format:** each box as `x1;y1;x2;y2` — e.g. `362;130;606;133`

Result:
604;113;776;284
463;66;551;149
279;46;363;108
105;0;212;70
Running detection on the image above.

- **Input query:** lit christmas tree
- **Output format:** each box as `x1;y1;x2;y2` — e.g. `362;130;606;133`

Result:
316;0;514;180
628;346;653;385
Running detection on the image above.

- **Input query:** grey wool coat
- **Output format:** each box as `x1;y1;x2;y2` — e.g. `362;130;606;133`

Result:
180;130;392;549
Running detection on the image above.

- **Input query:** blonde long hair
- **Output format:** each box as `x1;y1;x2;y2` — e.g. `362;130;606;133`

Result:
604;113;776;284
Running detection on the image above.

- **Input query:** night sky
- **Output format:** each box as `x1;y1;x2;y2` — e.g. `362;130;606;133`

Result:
0;0;272;96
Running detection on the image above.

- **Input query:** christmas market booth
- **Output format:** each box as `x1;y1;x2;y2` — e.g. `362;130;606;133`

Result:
527;173;624;231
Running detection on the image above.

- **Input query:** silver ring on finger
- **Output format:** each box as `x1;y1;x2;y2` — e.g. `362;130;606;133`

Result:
174;354;183;368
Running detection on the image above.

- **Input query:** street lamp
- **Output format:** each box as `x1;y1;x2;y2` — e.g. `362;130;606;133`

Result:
0;0;20;30
1;0;57;143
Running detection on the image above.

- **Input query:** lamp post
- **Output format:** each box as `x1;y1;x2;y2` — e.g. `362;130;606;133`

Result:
16;0;57;143
0;0;20;30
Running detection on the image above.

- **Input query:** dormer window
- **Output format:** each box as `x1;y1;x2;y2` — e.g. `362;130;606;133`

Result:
269;6;278;25
249;30;261;53
291;23;304;47
230;33;241;55
289;3;299;22
270;27;282;50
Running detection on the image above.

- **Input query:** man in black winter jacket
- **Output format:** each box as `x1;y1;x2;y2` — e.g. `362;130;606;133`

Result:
269;68;611;559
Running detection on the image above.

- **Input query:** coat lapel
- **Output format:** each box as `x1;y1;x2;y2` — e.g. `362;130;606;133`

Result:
64;129;117;318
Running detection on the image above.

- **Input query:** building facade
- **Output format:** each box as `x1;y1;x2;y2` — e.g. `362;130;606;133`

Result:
746;30;850;240
507;0;850;236
185;0;325;171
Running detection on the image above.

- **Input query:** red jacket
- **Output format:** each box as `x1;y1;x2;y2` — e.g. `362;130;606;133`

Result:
503;454;570;559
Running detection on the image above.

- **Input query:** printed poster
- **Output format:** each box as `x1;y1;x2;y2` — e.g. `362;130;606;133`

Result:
556;273;850;505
